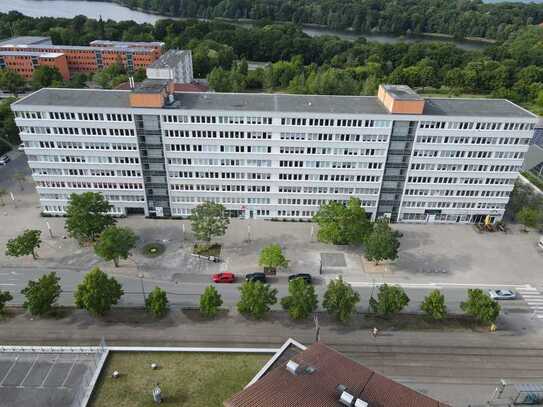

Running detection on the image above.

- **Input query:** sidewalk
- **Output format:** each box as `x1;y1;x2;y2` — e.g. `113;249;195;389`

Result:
0;307;540;351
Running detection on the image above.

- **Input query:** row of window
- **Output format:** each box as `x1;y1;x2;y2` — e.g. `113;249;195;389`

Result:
413;150;525;159
402;201;507;209
416;135;530;145
171;196;271;204
279;133;388;142
419;121;535;131
17;111;132;122
21;126;135;137
410;163;521;173
407;176;515;185
164;130;271;139
37;181;143;189
404;189;510;197
281;118;391;128
163;115;272;125
40;193;145;202
29;141;137;151
27;155;140;164
32;168;141;177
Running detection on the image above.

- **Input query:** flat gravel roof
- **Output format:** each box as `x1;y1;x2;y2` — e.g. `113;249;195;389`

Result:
13;88;537;118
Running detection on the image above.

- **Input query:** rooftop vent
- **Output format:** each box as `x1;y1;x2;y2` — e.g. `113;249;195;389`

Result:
285;360;301;375
336;384;368;407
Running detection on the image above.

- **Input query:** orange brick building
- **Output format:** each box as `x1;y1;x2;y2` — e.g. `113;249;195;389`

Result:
0;36;164;80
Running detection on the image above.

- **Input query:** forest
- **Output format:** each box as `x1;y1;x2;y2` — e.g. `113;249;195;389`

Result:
103;0;543;40
1;11;542;114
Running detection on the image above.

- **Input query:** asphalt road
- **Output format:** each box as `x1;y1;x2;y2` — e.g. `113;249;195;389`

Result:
0;266;537;316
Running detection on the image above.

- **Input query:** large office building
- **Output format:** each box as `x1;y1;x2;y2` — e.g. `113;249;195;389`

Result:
0;36;164;79
11;82;537;224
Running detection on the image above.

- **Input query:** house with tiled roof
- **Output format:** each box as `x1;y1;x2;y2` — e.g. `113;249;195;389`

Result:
225;339;449;407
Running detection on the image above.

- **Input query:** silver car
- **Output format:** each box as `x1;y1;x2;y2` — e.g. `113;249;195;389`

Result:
0;155;10;165
488;289;516;300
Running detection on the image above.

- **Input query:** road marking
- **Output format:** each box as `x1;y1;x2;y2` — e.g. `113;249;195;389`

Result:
343;281;535;290
0;284;15;286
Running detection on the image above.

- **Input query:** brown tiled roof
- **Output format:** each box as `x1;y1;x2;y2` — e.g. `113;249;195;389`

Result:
225;343;449;407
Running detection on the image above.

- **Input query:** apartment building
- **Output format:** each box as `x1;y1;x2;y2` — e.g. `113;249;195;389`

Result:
11;82;538;224
0;36;164;79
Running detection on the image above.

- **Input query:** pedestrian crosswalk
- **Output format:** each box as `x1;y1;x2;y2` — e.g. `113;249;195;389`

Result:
517;286;543;320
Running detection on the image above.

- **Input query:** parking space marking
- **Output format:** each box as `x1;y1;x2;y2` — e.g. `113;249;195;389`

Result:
39;355;59;388
60;357;78;388
18;355;39;388
0;355;19;386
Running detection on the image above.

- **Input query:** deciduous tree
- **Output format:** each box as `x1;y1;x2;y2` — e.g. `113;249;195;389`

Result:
21;272;61;316
281;278;318;320
74;267;123;316
199;285;223;317
259;244;288;272
364;220;400;265
237;281;277;319
369;284;409;317
65;192;115;244
313;197;372;245
421;289;447;320
6;229;42;260
190;201;229;243
0;291;13;315
94;225;137;267
145;287;169;317
461;289;501;325
517;207;541;232
31;66;63;89
322;276;360;323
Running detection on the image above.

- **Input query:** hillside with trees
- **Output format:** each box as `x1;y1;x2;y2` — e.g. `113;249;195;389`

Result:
1;11;543;114
106;0;543;40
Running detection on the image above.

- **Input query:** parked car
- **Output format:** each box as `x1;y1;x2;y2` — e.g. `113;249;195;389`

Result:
538;236;543;251
488;289;516;300
288;273;312;284
245;272;267;283
18;143;25;151
0;155;10;165
212;272;235;283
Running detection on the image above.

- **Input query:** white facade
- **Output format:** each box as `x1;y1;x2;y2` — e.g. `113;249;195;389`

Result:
11;88;538;224
146;50;193;84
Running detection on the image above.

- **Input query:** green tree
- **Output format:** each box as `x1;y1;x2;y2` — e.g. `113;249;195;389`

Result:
461;289;501;325
0;70;26;95
313;197;372;245
65;192;115;244
0;291;13;315
21;272;61;316
133;68;147;83
281;278;318;320
74;267;123;316
364;220;400;265
369;284;410;317
199;285;223;317
237;281;277;319
190;201;230;243
259;244;288;272
420;289;447;320
94;225;137;267
517;207;541;232
208;67;232;92
5;229;42;260
145;287;169;317
31;66;63;89
322;276;360;323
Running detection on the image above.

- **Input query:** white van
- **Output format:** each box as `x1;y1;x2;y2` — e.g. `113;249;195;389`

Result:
538;236;543;250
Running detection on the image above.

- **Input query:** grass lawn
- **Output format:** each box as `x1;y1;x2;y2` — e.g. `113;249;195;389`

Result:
89;352;269;407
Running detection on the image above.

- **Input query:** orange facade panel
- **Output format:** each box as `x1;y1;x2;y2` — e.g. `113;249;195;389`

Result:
129;92;165;108
377;85;425;114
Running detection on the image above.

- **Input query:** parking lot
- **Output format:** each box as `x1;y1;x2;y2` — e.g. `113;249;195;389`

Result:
0;351;100;407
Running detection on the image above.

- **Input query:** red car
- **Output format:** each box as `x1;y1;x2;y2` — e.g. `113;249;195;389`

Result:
212;272;235;283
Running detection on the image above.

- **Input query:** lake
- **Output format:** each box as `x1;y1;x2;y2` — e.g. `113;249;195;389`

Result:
1;0;489;50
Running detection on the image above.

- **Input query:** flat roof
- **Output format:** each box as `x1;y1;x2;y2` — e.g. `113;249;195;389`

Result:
0;36;52;47
1;44;156;53
133;79;170;94
148;49;191;69
0;51;63;58
382;84;423;101
12;88;537;118
90;39;164;48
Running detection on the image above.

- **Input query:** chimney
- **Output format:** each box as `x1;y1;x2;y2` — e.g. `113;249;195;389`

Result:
377;84;425;114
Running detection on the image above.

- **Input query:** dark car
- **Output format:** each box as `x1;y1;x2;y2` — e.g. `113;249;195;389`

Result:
245;272;267;283
288;273;312;284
